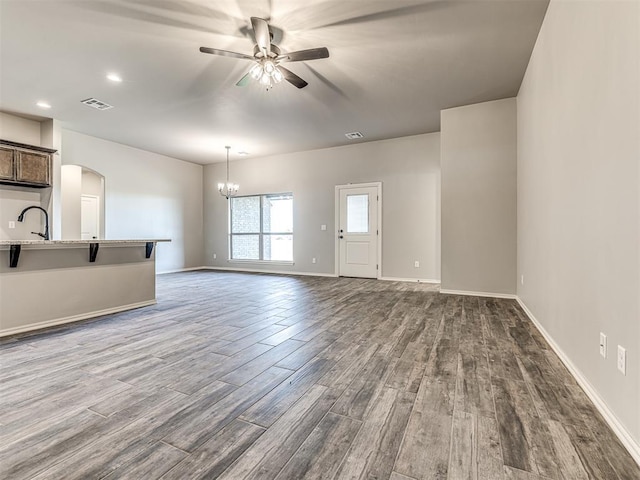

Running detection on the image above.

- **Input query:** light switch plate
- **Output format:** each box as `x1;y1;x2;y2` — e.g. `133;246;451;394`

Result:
599;333;607;358
8;221;15;229
321;224;327;231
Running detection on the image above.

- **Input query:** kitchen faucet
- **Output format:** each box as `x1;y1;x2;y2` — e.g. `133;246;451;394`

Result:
17;206;50;240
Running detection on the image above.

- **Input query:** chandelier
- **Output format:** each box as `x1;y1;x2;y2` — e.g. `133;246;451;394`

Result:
218;146;239;199
249;59;284;90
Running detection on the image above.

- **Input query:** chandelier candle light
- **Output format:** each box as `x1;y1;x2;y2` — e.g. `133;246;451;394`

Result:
218;146;239;199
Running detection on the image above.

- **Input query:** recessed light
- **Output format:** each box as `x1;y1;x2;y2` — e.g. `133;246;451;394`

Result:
106;73;122;83
36;101;51;109
238;151;249;156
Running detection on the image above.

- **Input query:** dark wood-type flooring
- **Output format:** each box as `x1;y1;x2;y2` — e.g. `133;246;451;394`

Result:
1;271;638;479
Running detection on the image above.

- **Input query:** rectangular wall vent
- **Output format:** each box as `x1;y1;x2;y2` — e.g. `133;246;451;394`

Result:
345;131;364;140
81;98;113;110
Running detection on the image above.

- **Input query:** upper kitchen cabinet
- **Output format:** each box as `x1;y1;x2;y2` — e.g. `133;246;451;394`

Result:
0;145;15;181
0;139;55;187
16;149;51;185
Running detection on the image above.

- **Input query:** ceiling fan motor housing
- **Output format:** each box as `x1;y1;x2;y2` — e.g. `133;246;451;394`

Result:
253;44;281;59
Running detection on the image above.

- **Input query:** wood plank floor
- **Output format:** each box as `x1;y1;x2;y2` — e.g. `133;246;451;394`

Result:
1;271;638;479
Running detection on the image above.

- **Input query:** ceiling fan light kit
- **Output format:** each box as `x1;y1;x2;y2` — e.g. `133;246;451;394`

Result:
200;17;329;90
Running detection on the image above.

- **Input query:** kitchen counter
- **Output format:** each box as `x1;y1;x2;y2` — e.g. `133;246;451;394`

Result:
0;238;171;337
0;239;170;245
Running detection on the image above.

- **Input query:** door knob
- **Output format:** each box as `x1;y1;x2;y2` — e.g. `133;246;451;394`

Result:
339;235;344;239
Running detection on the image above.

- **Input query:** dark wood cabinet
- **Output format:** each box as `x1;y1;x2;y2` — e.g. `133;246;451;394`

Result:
0;140;55;188
0;145;15;181
16;149;51;185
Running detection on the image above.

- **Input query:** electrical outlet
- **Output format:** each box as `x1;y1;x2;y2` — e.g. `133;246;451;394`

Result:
321;224;327;231
599;333;607;358
521;275;524;285
617;346;626;375
312;257;316;264
8;221;15;229
213;253;217;259
414;261;419;268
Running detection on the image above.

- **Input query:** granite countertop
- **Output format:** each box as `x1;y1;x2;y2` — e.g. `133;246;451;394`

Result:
0;239;171;246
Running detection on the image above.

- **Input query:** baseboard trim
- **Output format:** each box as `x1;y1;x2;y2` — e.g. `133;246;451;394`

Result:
516;297;640;466
157;267;206;274
380;276;440;284
202;266;339;278
440;288;517;299
171;267;441;284
0;300;157;338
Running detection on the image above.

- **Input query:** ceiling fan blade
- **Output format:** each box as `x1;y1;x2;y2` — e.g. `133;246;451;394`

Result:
199;47;254;60
279;67;308;89
278;47;329;63
236;72;251;87
308;3;448;30
251;17;271;56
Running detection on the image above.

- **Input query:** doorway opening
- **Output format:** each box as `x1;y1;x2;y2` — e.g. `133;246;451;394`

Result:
81;194;100;239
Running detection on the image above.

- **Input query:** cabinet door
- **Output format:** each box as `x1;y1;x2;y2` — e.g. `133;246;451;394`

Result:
16;150;51;186
0;146;15;180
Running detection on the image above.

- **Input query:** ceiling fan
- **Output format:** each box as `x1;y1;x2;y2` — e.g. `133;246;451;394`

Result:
199;17;329;89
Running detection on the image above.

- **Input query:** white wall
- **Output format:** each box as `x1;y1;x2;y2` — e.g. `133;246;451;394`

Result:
204;133;441;281
441;98;517;295
518;0;639;449
62;130;204;273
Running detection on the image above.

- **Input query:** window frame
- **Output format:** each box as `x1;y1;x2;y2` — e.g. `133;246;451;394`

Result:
228;192;294;264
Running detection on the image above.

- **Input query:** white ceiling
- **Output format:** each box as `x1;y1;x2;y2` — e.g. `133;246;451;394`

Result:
0;0;548;164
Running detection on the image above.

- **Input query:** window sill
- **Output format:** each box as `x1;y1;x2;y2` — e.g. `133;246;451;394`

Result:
228;259;295;266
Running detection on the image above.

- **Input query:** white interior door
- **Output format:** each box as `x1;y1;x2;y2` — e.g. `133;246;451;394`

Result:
337;184;380;278
81;195;99;240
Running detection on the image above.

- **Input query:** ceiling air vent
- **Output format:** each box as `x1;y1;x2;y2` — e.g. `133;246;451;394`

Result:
345;131;364;140
81;98;113;110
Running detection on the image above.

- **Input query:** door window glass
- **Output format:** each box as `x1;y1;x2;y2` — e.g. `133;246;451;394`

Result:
347;194;369;233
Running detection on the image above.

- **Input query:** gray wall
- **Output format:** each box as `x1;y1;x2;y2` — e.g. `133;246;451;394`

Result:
0;113;50;241
0;111;40;144
62;130;204;273
81;169;106;238
60;166;106;239
0;245;156;335
441;98;517;294
204;133;441;281
518;0;639;446
60;164;82;239
0;187;44;241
